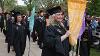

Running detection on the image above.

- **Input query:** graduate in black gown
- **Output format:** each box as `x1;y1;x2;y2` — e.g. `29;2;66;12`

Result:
32;10;46;49
22;15;30;40
12;13;26;56
6;13;15;53
42;6;71;56
3;12;10;43
0;13;4;32
79;15;92;56
0;13;2;29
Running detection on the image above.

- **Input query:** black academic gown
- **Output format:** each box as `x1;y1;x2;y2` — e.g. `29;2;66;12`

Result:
0;16;4;32
6;18;14;53
0;15;2;28
79;24;91;56
42;21;70;56
22;18;30;40
32;16;46;48
12;23;26;56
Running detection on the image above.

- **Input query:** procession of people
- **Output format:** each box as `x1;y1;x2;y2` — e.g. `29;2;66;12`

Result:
0;1;100;56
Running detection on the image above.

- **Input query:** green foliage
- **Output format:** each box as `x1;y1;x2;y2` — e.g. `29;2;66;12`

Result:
22;0;67;12
0;0;17;12
23;0;35;11
87;0;100;16
1;0;100;16
4;0;16;11
94;0;100;16
14;5;27;14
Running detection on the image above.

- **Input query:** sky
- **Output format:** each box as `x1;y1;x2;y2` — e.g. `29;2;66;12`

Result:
17;0;25;5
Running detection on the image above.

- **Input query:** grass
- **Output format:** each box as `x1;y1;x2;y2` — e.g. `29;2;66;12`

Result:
90;48;100;56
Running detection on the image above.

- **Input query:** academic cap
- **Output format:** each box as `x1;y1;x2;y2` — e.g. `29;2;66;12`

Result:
47;6;61;15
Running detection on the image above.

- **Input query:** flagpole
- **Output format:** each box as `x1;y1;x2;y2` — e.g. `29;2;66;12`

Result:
72;46;74;56
77;38;81;56
72;46;75;56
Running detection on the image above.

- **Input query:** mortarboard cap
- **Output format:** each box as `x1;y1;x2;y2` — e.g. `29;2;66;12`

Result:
15;12;21;17
47;6;61;15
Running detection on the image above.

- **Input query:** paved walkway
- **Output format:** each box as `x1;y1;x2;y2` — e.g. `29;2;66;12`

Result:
0;31;42;56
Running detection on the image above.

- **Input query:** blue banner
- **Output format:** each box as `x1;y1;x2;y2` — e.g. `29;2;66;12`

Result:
29;7;35;32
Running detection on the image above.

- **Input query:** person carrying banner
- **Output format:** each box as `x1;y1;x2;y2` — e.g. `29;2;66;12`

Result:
42;6;70;56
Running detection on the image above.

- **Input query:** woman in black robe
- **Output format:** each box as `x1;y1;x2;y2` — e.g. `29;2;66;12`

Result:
42;6;70;56
12;14;26;56
6;15;15;53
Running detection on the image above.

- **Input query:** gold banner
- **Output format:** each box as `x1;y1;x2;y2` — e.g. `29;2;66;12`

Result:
68;0;87;46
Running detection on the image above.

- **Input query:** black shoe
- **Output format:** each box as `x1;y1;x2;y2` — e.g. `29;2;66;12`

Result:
8;48;10;53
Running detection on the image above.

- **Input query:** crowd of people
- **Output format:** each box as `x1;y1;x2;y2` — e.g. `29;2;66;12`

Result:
0;11;29;56
0;6;100;56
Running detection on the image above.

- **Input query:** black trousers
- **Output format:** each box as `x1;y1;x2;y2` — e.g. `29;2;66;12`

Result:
80;41;90;56
42;48;69;56
31;26;37;42
26;29;30;41
7;37;12;53
37;30;44;45
76;39;90;56
32;25;44;45
7;35;14;53
14;41;26;56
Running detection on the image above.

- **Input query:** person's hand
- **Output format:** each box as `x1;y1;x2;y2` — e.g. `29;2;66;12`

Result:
65;30;70;37
61;30;70;41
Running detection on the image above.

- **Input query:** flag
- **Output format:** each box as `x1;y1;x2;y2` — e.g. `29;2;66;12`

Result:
68;0;87;46
29;7;35;32
78;13;86;40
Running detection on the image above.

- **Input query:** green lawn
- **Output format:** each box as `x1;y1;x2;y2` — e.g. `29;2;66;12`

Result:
90;48;100;56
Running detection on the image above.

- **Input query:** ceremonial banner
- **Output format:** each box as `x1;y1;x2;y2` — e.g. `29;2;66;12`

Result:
29;7;35;32
68;0;87;46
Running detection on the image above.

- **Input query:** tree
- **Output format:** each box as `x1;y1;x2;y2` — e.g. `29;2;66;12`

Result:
0;0;17;12
0;0;5;12
14;5;27;14
87;0;100;16
22;0;35;15
22;0;67;12
94;0;100;16
4;0;17;12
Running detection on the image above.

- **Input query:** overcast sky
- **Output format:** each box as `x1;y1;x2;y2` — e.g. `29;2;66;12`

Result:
17;0;25;5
